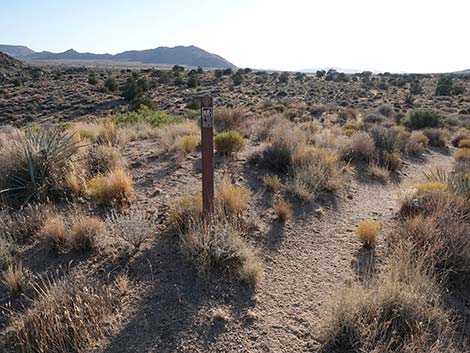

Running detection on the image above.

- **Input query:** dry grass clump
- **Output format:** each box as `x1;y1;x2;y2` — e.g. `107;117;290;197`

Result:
451;129;470;147
215;108;245;132
69;217;105;252
40;215;67;251
320;255;451;353
106;209;155;250
159;120;199;152
214;131;246;156
356;220;382;247
2;262;25;295
406;130;429;156
423;128;449;147
0;204;48;244
369;127;402;171
174;135;200;155
367;162;390;181
263;175;282;192
416;181;448;195
217;179;252;215
96;120;122;146
169;193;203;231
88;168;133;205
273;198;293;222
342;132;374;162
454;147;470;162
87;145;123;175
287;148;349;202
180;216;262;286
7;276;125;353
457;138;470;148
0;235;18;270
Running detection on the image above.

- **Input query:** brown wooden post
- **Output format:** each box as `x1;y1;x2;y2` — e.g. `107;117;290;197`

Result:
200;96;214;218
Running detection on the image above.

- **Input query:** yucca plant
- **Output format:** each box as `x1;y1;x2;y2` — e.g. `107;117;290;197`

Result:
0;128;82;206
424;167;470;199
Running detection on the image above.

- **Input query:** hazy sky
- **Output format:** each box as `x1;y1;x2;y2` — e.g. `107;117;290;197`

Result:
1;0;469;73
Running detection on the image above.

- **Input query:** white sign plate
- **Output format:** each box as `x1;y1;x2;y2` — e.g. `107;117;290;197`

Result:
202;107;213;128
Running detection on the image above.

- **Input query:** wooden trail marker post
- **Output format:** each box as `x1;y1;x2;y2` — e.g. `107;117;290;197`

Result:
200;96;214;218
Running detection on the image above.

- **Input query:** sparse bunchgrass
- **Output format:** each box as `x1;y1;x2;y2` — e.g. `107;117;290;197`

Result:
2;262;24;295
111;106;183;128
457;138;470;148
169;193;203;231
88;168;133;205
217;180;252;215
174;135;200;155
342;131;374;162
87;145;123;175
273;198;293;222
7;276;125;353
407;131;429;156
211;307;231;322
451;129;470;147
454;147;470;162
320;253;450;352
180;216;262;285
106;209;155;251
0;204;48;244
159;121;199;152
410;130;429;147
263;175;282;192
96;120;121;146
214;131;246;156
0;235;17;270
416;181;448;195
356;220;382;247
215;108;245;132
423;128;449;147
69;217;105;252
40;215;67;251
367;162;389;181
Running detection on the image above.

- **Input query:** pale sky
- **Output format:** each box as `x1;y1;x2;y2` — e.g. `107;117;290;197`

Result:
1;0;469;73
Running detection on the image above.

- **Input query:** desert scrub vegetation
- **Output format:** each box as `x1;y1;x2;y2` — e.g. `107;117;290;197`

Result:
0;128;82;207
2;262;25;295
217;179;252;215
214;108;246;132
273;197;293;222
179;216;262;286
6;275;127;353
88;167;133;205
263;175;282;192
356;220;381;247
214;131;246;156
403;109;443;130
169;193;203;232
342;131;375;162
423;128;449;147
111;105;183;128
87;144;123;175
320;254;452;352
69;216;105;252
174;134;200;155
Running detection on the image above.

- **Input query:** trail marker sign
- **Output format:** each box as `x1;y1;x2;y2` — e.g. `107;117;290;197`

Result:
200;96;214;218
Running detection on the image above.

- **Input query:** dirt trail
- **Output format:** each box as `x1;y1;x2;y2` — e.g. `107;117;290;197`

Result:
211;149;454;353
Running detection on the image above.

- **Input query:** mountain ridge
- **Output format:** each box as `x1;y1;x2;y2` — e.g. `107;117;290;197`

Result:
0;44;236;69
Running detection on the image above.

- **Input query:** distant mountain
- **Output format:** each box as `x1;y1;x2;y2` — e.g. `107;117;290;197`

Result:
0;44;236;69
452;69;470;75
0;44;35;58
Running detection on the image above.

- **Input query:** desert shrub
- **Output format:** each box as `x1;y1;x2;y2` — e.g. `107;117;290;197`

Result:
217;180;252;215
87;145;123;175
214;131;246;156
263;175;282;192
129;95;155;111
106;209;155;251
187;75;199;88
378;104;394;117
169;194;203;231
3;262;24;297
88;73;97;85
406;131;429;156
0;128;82;206
273;198;293;222
0;204;47;244
111;106;182;128
88;168;133;205
174;135;199;155
458;138;470;148
278;72;289;83
435;76;454;96
179;217;262;285
367;162;389;181
410;130;429;147
7;276;125;353
356;220;381;247
214;108;245;132
104;77;118;92
96;120;121;146
403;109;442;130
320;256;450;352
69;217;105;252
454;147;470;162
0;235;17;270
423;128;449;147
369;127;401;170
363;114;384;125
40;215;67;252
451;129;470;147
342;132;374;162
416;182;448;196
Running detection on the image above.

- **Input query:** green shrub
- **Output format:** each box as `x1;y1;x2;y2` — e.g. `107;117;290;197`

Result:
88;73;97;85
423;128;449;147
403;109;442;130
435;76;453;96
128;95;155;111
104;77;118;92
214;131;246;155
111;106;182;127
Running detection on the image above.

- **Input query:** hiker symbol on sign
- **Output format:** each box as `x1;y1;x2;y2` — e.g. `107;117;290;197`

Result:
202;107;213;128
